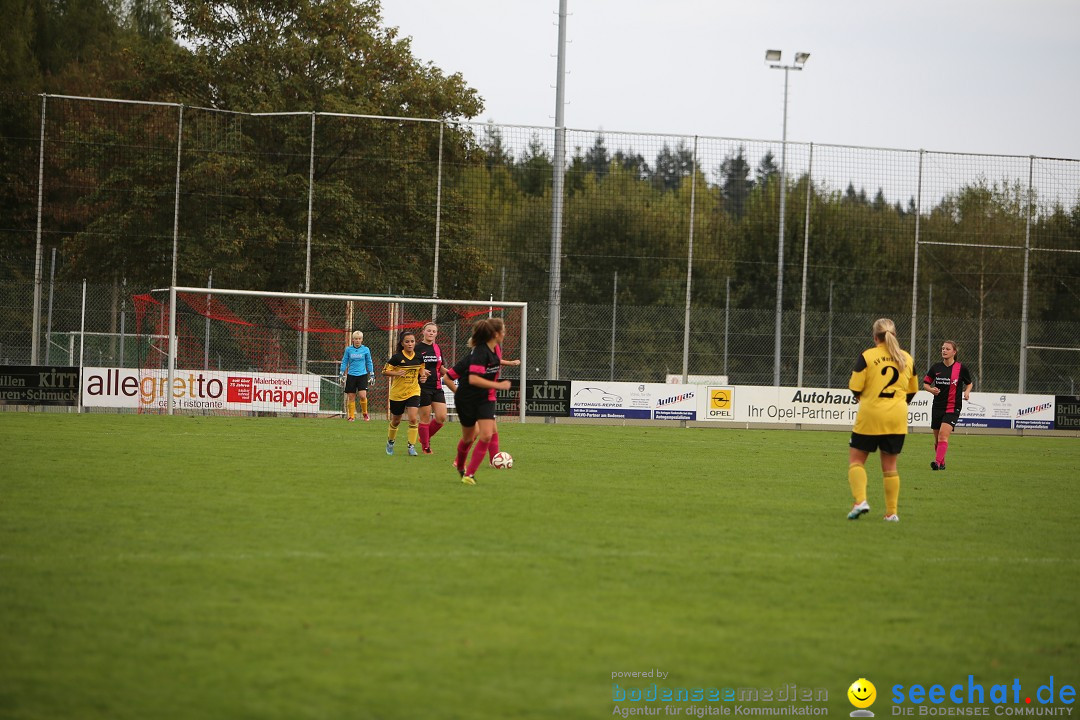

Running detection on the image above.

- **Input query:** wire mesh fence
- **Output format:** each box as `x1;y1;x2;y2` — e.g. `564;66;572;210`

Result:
2;93;1079;398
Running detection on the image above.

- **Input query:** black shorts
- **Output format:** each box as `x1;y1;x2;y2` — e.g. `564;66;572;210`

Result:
419;387;447;407
388;395;421;416
457;400;496;428
344;374;369;393
931;411;960;430
849;432;906;455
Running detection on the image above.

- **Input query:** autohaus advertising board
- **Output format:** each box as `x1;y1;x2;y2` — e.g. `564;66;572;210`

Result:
699;387;1055;429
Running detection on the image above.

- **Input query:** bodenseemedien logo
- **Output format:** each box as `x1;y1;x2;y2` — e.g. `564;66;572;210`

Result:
849;678;877;717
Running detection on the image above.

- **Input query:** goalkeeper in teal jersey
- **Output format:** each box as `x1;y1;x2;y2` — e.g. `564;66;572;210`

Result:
339;330;374;421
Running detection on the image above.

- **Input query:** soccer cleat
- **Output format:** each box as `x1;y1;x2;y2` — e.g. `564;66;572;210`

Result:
930;461;940;471
408;444;418;456
847;500;870;520
363;414;370;422
883;514;900;522
422;446;433;455
385;440;395;455
461;474;476;485
348;416;355;422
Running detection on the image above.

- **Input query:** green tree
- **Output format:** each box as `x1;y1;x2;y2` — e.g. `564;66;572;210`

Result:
57;0;487;296
756;151;779;185
514;133;551;197
584;134;611;179
651;142;693;192
612;149;648;180
921;179;1029;384
718;145;754;219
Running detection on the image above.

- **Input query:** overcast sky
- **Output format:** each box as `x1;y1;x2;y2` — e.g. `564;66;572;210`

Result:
380;0;1080;161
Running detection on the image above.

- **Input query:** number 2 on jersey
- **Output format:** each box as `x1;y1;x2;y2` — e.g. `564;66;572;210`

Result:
878;366;900;398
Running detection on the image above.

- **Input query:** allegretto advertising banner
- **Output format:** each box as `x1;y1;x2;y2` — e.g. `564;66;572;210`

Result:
82;367;324;413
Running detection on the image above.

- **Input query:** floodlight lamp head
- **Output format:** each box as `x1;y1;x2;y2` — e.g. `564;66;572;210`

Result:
765;49;782;62
794;52;811;65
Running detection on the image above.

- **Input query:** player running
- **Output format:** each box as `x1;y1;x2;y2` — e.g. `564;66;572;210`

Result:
922;340;974;471
382;330;429;457
415;322;448;454
444;318;512;485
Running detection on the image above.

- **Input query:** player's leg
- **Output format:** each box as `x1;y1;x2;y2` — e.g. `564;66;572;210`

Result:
934;420;954;469
359;388;369;420
406;401;421;455
465;416;497;478
418;398;433;453
847;435;873;519
455;405;477;478
930;413;943;469
429;398;448;445
345;390;356;420
880;442;902;521
386;399;404;454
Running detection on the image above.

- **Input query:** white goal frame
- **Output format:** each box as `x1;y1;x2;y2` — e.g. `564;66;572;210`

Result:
163;286;528;420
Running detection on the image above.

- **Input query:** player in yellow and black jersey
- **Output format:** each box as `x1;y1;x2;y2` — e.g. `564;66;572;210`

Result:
846;317;918;523
382;329;429;457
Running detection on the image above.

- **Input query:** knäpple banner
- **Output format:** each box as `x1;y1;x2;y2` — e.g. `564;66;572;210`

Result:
82;368;324;413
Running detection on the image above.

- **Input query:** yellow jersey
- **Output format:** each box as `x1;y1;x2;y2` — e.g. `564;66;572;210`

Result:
384;350;425;401
849;343;918;435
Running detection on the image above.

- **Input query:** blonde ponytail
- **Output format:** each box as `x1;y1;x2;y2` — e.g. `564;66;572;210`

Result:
873;318;907;373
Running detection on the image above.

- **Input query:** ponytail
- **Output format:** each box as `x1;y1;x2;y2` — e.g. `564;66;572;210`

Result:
872;317;907;373
468;319;494;348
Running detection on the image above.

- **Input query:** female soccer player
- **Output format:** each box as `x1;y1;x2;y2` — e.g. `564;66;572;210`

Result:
846;317;918;522
415;322;448;454
382;330;429;456
922;340;974;471
444;318;512;485
488;319;521;465
339;330;373;422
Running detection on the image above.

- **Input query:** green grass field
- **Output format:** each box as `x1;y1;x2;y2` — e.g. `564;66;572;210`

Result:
1;413;1078;720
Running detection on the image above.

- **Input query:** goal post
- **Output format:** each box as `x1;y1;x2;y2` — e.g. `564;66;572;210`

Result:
148;286;528;420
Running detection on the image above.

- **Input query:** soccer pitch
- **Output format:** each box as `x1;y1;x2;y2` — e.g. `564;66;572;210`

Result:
1;414;1078;720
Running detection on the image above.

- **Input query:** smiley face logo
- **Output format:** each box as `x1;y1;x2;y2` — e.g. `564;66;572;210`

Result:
848;678;877;709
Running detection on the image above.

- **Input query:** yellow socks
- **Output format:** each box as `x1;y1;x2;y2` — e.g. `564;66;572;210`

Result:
884;471;900;516
407;421;419;446
387;423;399;442
360;398;368;415
848;463;868;504
347;400;355;419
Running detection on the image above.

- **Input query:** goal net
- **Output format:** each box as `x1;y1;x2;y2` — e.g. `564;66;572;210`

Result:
81;287;528;418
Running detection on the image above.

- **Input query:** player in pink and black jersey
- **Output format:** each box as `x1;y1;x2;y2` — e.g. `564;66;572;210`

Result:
415;322;448;454
443;318;515;485
922;339;974;471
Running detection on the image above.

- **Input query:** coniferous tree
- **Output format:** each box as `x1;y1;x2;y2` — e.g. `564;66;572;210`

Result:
719;145;755;218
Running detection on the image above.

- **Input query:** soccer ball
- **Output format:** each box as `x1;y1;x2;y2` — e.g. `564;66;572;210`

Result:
491;451;513;469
